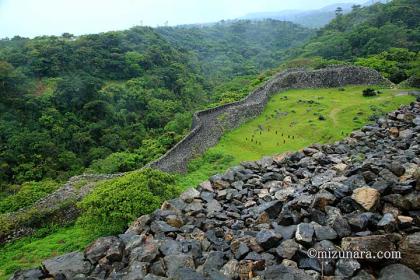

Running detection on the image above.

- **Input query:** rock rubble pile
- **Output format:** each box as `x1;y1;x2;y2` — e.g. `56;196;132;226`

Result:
12;101;420;280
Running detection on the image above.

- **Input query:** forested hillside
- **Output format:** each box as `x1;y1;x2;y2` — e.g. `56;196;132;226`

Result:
156;20;314;83
0;27;208;191
0;20;313;198
293;0;419;83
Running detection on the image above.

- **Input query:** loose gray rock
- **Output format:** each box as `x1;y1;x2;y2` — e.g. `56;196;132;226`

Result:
276;239;300;260
295;223;314;244
256;229;282;250
273;224;297;240
378;264;419;280
84;236;123;264
43;252;91;279
164;254;195;278
399;232;420;271
335;258;360;277
180;188;200;203
313;223;337;241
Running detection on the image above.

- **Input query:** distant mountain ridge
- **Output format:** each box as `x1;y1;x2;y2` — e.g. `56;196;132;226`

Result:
242;0;388;28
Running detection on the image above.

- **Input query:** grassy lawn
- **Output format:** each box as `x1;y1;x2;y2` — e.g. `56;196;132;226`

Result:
175;85;416;189
0;85;415;279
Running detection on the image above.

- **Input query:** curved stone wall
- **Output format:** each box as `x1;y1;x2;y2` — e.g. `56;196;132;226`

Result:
1;66;391;243
148;66;391;173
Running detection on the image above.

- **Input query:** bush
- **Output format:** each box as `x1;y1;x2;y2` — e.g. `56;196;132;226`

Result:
0;215;13;239
88;152;143;174
355;48;417;84
318;115;326;121
77;169;179;234
362;88;377;97
0;180;59;214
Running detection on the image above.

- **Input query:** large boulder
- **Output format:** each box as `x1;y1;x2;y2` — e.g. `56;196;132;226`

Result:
43;252;91;279
378;264;419;280
399;232;420;271
341;235;396;260
84;236;124;264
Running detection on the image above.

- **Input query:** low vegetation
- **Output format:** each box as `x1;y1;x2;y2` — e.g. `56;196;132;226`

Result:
77;168;180;235
0;225;99;279
0;180;59;214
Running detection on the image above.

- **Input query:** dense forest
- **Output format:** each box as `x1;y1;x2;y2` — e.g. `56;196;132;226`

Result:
156;20;313;83
294;0;419;83
0;20;313;196
0;27;206;190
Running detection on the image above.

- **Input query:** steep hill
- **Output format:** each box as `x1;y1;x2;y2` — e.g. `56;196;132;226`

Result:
280;0;420;84
1;67;417;278
297;0;420;59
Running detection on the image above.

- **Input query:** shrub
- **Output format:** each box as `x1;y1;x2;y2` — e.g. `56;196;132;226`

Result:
77;169;179;234
362;88;377;97
0;180;59;214
88;152;143;173
318;115;326;121
0;214;13;239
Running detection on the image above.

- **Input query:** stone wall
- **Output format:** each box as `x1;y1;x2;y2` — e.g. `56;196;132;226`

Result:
0;173;122;243
1;66;390;244
148;66;391;173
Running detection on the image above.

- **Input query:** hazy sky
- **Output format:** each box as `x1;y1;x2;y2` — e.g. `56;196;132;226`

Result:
0;0;365;38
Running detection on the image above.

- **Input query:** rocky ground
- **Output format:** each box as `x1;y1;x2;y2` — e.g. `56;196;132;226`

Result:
12;101;420;279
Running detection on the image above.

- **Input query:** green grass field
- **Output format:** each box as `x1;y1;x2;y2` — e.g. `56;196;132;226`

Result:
175;85;416;189
0;85;415;280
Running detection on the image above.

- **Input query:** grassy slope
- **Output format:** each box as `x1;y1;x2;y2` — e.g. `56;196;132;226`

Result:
210;86;413;161
0;225;98;279
175;85;416;188
0;85;415;279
